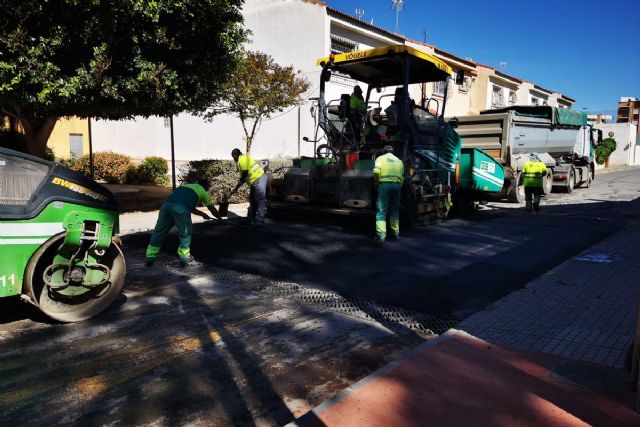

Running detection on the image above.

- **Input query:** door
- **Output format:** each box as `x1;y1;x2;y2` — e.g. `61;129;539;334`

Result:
69;134;83;160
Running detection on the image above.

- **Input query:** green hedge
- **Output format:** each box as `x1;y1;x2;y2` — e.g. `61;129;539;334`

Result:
72;151;133;183
180;158;294;204
127;156;169;185
596;138;616;165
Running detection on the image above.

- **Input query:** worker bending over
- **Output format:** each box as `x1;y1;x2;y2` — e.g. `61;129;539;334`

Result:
146;179;221;267
229;148;267;227
522;154;548;212
373;145;404;243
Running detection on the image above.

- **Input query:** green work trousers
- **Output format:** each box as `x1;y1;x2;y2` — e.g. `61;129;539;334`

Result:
376;182;401;241
146;202;192;260
525;186;542;212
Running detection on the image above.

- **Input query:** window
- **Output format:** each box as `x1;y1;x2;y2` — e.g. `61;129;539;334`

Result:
433;80;446;96
330;35;357;55
508;90;517;104
458;75;471;93
531;96;541;106
0;153;49;206
491;85;505;108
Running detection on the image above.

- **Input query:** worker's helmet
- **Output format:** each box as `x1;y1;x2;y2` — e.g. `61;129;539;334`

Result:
383;145;394;153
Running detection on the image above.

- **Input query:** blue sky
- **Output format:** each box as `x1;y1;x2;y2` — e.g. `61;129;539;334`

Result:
326;0;639;113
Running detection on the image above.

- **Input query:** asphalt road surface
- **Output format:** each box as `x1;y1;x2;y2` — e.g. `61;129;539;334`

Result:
1;168;638;426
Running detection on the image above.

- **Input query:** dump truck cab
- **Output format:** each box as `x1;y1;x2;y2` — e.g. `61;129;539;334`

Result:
269;45;502;221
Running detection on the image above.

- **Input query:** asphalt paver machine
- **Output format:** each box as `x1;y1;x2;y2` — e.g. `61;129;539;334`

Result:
0;147;125;322
268;45;504;222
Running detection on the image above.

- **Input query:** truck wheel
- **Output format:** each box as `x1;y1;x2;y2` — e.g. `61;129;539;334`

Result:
565;169;575;193
542;173;553;195
583;171;592;188
507;172;525;203
24;233;126;322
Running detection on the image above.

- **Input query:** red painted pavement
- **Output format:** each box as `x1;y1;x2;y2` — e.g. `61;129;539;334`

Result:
295;331;638;427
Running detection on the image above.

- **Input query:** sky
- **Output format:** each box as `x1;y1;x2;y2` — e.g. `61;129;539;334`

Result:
325;0;639;113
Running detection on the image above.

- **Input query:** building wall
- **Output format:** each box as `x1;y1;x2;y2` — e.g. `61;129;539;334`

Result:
593;122;638;167
48;117;89;159
92;0;328;162
469;66;492;114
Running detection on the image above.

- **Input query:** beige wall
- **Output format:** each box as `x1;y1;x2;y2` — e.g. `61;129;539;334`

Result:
48;117;89;159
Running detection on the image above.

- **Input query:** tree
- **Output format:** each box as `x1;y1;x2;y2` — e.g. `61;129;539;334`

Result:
0;0;247;157
596;137;617;165
206;50;310;153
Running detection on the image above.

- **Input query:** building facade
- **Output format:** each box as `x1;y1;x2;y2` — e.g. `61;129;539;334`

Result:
49;0;578;164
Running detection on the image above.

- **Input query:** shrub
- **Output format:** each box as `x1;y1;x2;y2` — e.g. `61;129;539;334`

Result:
595;138;616;165
180;157;294;204
133;156;169;185
72;151;133;183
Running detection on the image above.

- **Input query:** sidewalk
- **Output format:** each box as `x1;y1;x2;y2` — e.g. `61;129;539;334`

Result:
117;203;249;235
290;219;640;426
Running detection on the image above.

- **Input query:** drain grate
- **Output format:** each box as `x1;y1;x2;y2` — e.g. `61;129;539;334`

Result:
128;251;458;337
210;270;458;337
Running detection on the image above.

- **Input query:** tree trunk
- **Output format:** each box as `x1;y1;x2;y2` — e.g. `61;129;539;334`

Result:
19;117;57;158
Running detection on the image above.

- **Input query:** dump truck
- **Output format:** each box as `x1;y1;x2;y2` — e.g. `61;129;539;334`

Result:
267;45;504;222
453;106;601;202
0;147;125;322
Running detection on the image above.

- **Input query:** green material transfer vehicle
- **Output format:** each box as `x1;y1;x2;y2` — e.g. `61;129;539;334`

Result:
267;45;504;222
0;147;125;322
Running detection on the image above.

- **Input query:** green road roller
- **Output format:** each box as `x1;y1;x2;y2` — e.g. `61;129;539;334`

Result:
0;147;125;322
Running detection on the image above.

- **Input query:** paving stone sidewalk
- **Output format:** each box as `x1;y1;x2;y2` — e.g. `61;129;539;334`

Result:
459;219;640;368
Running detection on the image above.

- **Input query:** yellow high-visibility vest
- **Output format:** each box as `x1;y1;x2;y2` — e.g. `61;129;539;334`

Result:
522;161;547;187
237;154;264;185
373;153;404;184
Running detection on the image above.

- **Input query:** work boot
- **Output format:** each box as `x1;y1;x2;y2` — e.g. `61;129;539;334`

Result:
179;256;194;267
374;236;385;245
239;217;254;225
387;233;399;241
145;258;155;267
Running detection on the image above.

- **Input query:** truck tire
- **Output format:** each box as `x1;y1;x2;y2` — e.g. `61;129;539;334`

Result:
507;172;525;203
565;169;575;193
24;233;126;322
542;172;553;195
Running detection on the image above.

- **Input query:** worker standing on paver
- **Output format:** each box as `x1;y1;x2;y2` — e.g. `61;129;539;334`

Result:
373;145;404;243
522;154;548;213
350;85;367;145
229;148;267;227
146;179;222;267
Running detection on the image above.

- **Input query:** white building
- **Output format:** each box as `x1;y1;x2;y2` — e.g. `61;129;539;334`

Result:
88;0;578;164
593;122;639;168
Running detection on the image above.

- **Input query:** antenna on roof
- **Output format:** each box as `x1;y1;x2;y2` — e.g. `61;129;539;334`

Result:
421;28;427;43
391;0;404;33
355;8;365;20
499;61;507;69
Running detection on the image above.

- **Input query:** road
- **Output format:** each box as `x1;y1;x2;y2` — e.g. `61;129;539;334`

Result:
1;168;639;426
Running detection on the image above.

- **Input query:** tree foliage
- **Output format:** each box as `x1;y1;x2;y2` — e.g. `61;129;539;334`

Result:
206;50;310;153
595;137;616;165
0;0;247;157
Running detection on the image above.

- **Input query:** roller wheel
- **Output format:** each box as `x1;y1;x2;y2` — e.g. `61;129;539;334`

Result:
24;233;126;322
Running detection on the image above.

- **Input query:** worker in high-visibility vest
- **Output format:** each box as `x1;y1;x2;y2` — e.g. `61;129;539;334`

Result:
146;179;222;267
522;154;548;212
229;148;267;226
373;145;404;243
350;85;367;145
